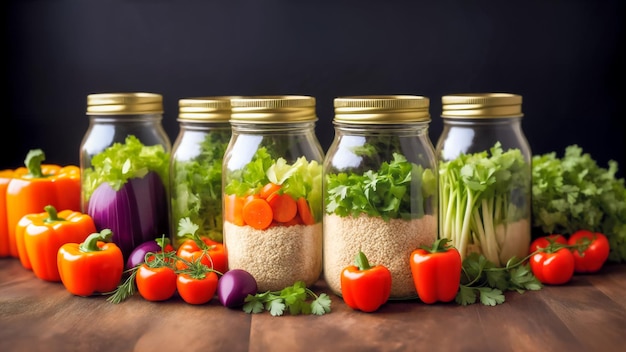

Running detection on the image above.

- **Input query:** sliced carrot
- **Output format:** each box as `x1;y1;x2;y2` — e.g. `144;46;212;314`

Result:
266;192;298;223
242;198;273;230
224;194;246;226
259;182;281;199
297;197;315;225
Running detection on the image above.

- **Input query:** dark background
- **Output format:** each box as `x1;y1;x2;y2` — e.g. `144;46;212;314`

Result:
3;0;625;177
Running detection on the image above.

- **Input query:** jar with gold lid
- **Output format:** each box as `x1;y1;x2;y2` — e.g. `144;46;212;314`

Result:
170;97;235;248
436;93;531;267
80;92;171;262
323;95;438;300
222;95;324;292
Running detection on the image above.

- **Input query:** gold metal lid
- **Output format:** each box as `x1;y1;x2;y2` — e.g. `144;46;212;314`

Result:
230;95;317;123
178;96;238;122
441;93;523;118
333;95;430;124
86;92;163;115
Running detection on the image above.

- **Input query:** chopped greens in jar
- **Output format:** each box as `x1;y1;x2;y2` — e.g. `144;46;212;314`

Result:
171;130;230;244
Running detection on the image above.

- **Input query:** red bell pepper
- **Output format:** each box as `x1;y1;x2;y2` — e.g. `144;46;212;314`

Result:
410;238;462;304
340;251;391;313
57;229;124;296
567;229;610;273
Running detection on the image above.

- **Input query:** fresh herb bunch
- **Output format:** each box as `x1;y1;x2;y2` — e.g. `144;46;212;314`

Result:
439;142;530;266
325;152;437;221
243;281;332;316
171;130;231;243
457;252;542;306
531;145;626;263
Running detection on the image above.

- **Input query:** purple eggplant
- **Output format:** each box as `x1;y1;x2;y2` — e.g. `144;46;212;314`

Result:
126;239;162;269
87;171;169;261
217;269;258;308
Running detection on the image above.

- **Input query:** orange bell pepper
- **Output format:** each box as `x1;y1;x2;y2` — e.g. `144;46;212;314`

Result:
15;205;96;282
5;149;81;258
57;229;124;297
0;169;15;257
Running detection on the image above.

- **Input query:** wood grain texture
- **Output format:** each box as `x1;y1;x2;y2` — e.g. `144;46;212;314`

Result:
1;259;625;352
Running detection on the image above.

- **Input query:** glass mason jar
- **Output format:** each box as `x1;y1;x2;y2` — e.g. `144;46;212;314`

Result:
170;97;234;248
222;95;324;292
436;93;532;267
80;92;172;262
323;95;439;300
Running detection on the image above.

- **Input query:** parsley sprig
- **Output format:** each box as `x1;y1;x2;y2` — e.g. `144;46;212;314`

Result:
456;253;542;306
243;281;332;316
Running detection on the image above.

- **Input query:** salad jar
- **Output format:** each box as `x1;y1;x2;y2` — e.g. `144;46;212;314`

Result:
222;95;324;292
80;92;171;261
170;97;234;248
435;93;532;267
323;95;439;300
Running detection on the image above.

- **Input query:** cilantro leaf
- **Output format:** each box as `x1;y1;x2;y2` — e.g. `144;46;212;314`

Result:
242;281;332;316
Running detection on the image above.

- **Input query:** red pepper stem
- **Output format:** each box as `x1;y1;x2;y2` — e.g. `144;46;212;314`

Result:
43;205;66;223
355;251;372;271
79;229;114;252
24;149;46;178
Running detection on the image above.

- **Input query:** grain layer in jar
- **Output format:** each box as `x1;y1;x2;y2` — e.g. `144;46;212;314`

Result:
436;93;532;267
323;95;438;300
170;97;235;248
222;95;324;292
80;92;171;262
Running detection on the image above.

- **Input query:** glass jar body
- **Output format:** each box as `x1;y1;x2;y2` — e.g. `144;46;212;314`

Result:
170;121;231;247
222;122;324;292
435;117;532;267
80;114;172;261
323;122;439;300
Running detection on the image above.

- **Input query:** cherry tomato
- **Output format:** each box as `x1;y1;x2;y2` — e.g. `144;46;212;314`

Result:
176;238;227;274
568;230;610;273
136;263;177;301
530;234;567;253
530;247;575;285
177;271;219;305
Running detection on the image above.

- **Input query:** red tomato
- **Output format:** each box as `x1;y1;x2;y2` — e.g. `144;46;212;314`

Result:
567;230;610;273
176;238;227;274
177;271;219;305
529;234;567;253
530;248;575;285
135;263;177;301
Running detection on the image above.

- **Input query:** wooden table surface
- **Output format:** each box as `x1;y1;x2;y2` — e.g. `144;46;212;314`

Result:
1;258;625;352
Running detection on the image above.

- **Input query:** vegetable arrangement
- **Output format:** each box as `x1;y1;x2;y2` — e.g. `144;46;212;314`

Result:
531;145;626;263
15;205;96;282
2;149;81;258
439;142;531;267
223;147;322;228
170;130;230;245
325;152;437;220
82;135;170;261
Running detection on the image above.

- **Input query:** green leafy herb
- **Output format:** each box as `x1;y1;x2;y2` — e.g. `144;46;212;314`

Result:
456;252;542;306
171;130;230;243
82;135;170;201
439;142;530;266
531;145;626;263
325;152;436;221
224;147;323;223
243;281;332;316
